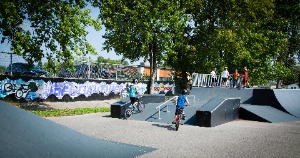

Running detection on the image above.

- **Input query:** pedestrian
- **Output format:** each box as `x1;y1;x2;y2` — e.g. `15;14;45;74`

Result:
210;68;217;87
221;67;230;87
232;69;240;88
187;72;193;91
242;67;250;88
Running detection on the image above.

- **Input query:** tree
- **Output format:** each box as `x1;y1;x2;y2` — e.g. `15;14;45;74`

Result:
188;0;295;86
0;0;101;72
271;0;300;87
95;55;127;66
98;0;190;94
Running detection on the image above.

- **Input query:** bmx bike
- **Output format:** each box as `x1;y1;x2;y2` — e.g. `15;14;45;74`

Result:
174;108;184;131
124;96;145;119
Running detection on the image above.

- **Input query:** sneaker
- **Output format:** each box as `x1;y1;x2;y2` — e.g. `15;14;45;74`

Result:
182;114;186;120
128;104;133;108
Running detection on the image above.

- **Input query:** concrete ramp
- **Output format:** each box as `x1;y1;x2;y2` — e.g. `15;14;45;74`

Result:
240;105;300;123
273;89;300;118
0;101;155;158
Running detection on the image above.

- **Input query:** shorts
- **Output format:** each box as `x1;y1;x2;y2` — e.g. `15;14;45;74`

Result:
222;77;228;82
175;108;184;115
212;78;217;82
130;97;139;105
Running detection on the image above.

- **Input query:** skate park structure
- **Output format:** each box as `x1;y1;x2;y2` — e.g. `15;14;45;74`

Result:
112;87;300;127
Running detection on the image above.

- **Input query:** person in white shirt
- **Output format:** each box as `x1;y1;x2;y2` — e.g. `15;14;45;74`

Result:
210;68;217;87
221;67;230;87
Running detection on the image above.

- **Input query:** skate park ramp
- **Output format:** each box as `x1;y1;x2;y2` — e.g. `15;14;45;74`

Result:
127;87;300;125
0;100;155;158
240;105;300;123
273;89;300;119
127;87;253;125
251;89;300;119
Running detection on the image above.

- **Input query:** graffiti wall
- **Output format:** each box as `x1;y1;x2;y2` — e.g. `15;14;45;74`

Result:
153;82;175;94
0;76;175;101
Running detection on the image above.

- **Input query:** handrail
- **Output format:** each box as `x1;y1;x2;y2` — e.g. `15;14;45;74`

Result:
155;96;177;119
155;95;196;120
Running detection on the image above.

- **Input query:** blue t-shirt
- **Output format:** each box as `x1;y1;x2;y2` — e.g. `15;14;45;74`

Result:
129;85;136;98
177;95;186;109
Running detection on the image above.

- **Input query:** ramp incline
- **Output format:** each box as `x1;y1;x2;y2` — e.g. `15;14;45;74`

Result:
273;89;300;119
0;101;155;158
240;105;300;123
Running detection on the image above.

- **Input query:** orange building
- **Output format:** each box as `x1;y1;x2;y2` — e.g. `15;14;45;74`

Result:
142;67;173;81
121;65;173;81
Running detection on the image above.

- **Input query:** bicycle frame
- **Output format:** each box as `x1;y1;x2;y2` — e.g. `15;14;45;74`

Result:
175;113;182;131
124;96;145;119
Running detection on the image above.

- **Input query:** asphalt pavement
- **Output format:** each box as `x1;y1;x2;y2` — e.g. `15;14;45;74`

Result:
48;112;300;158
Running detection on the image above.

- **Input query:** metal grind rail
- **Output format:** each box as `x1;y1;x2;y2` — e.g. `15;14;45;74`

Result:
155;95;195;119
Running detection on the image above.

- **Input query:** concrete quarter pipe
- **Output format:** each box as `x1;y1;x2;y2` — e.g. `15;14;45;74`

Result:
273;89;300;119
0;100;155;158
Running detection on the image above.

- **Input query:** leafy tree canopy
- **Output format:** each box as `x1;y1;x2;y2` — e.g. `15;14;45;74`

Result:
0;0;101;72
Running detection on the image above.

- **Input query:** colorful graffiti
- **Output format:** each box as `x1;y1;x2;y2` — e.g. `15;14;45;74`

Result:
153;82;175;94
0;77;174;100
0;78;147;101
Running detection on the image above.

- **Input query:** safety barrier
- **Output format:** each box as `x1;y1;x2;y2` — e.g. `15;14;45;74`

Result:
192;73;242;88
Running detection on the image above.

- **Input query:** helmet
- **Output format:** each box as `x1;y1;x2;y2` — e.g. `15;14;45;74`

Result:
181;89;188;95
133;79;138;83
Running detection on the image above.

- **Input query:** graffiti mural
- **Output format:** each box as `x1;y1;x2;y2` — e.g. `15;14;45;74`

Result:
0;78;147;101
153;82;175;94
2;80;39;100
0;77;173;100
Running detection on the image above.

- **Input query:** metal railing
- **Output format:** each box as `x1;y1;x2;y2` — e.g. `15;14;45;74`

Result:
192;73;244;88
155;95;195;119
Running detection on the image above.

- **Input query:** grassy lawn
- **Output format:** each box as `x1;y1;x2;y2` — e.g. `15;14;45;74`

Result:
5;100;111;117
31;107;110;117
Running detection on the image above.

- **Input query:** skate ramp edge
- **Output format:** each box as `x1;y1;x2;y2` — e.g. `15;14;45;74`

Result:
240;105;300;123
0;100;156;158
196;98;240;127
273;89;300;119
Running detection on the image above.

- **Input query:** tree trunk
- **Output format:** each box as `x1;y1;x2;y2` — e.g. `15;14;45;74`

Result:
149;42;157;94
276;79;282;89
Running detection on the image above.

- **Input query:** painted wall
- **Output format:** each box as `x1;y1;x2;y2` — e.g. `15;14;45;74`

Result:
0;75;175;101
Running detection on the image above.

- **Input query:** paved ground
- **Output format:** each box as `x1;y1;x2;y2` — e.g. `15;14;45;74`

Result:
4;87;300;157
47;112;300;158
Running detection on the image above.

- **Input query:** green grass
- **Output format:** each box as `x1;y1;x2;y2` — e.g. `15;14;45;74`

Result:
30;107;110;117
4;100;111;117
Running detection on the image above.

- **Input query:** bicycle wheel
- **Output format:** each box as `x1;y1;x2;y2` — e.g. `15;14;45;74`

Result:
124;109;132;119
175;116;180;131
137;102;145;112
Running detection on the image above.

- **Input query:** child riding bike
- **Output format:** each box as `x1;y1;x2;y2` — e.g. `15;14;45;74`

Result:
172;89;190;124
129;79;141;110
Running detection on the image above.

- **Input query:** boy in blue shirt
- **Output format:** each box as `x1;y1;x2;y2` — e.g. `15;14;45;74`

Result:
173;89;190;123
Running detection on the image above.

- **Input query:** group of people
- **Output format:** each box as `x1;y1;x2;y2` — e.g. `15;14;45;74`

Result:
210;66;250;89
